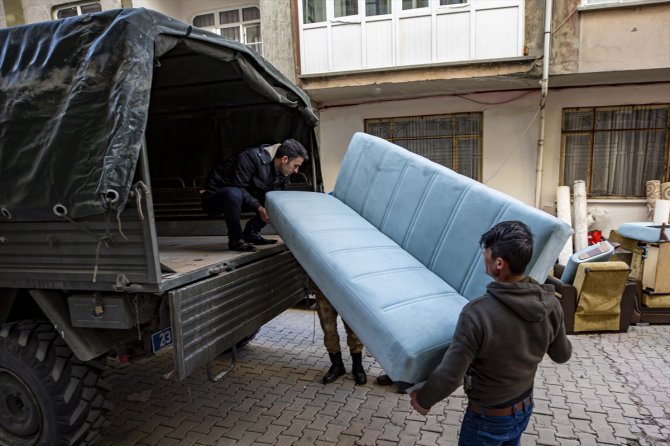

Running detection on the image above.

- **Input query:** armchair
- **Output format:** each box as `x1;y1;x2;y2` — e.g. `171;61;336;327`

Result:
548;262;638;334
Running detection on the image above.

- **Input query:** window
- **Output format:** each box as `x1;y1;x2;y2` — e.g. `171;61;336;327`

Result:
366;113;483;180
366;0;391;16
402;0;429;9
304;0;326;23
335;0;358;17
440;0;467;4
53;2;101;19
193;6;262;55
561;105;670;198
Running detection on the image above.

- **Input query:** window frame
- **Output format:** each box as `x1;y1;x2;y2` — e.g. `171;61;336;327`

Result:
559;104;670;199
52;1;101;19
365;112;484;181
192;5;263;55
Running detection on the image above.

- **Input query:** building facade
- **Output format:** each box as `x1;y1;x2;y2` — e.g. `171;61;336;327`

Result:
0;0;297;82
297;0;670;235
2;0;669;234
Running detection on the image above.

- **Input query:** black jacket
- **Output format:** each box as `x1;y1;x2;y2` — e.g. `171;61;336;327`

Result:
204;145;287;210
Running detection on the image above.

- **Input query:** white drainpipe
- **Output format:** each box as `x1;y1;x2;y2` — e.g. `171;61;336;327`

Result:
535;0;553;209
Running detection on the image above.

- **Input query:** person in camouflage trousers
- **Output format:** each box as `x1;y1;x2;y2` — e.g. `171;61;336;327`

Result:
309;280;367;385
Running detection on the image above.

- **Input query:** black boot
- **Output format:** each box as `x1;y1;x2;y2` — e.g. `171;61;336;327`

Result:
351;351;367;385
323;352;346;384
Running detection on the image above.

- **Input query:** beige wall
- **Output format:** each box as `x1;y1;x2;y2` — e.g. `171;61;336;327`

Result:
131;0;179;17
259;0;295;83
578;5;670;73
318;83;670;234
0;0;7;27
541;83;669;233
552;1;670;75
21;0;120;23
131;0;296;82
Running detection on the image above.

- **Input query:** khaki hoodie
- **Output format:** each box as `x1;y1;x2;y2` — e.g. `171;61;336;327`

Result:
416;278;572;408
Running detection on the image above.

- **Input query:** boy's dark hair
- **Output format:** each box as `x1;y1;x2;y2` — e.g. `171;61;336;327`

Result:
479;220;534;275
275;139;309;161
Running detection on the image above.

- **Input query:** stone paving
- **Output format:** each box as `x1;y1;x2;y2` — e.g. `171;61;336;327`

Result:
98;307;670;446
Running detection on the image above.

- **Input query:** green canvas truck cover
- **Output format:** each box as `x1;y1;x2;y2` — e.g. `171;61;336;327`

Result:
0;8;318;222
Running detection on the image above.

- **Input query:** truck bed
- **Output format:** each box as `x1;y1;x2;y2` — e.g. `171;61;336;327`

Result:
158;235;285;291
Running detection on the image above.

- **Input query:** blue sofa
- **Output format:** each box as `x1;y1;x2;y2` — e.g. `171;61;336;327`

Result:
267;133;573;383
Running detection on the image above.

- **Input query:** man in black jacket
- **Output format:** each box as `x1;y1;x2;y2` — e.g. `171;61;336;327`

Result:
202;139;308;252
410;221;572;446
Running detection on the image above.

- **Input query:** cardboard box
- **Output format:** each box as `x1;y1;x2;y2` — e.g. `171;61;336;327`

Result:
608;231;644;280
642;243;670;294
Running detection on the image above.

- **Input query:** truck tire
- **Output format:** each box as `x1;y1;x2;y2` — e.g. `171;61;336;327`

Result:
0;320;112;446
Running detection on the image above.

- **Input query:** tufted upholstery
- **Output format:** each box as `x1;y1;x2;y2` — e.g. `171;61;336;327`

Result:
267;133;573;383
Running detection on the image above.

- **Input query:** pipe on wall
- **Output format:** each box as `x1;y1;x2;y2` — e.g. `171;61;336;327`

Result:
535;0;553;209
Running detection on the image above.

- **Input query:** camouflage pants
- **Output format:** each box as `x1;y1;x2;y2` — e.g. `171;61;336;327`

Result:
310;280;363;354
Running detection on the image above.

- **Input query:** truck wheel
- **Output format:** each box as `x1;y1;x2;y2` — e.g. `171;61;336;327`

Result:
0;321;112;446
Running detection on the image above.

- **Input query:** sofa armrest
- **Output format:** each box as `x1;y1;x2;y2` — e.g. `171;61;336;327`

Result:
545;275;576;335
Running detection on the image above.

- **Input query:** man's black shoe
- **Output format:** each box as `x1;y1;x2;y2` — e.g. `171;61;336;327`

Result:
375;374;394;386
243;232;277;245
229;239;256;252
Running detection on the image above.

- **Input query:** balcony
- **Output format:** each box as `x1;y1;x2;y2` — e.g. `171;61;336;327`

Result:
298;0;525;75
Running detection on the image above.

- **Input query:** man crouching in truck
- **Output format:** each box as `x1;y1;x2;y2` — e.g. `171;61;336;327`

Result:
202;140;308;252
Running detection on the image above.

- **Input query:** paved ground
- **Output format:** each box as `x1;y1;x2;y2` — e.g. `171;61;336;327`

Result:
98;307;670;446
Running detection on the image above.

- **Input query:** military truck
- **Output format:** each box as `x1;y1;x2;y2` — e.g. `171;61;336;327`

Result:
0;9;321;445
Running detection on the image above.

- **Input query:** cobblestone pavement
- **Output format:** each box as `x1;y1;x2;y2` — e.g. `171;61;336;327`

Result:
98;308;670;446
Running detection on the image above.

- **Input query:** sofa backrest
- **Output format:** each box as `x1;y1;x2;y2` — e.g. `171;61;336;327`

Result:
333;132;573;300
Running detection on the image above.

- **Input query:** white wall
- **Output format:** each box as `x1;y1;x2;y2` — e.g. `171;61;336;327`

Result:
318;91;540;203
318;83;670;235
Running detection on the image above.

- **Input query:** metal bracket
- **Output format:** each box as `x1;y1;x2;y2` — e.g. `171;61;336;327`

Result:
113;274;144;293
207;345;237;382
115;274;130;290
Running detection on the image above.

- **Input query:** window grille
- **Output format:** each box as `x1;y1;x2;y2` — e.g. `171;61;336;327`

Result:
366;113;483;181
561;104;670;197
53;2;101;19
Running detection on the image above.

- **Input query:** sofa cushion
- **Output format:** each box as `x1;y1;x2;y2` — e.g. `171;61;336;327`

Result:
618;222;669;243
267;191;468;383
333;133;573;299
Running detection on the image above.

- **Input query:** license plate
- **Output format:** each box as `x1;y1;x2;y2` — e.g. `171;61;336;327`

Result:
151;327;173;353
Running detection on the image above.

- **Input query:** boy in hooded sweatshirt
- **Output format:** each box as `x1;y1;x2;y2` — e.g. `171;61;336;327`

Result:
410;220;572;446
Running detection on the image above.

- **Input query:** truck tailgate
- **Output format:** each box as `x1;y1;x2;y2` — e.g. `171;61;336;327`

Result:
168;249;306;380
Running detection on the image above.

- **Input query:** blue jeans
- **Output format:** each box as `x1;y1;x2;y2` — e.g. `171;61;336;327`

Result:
458;401;533;446
201;187;265;242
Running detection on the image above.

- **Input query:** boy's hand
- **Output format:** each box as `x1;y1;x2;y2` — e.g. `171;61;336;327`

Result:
410;391;429;415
